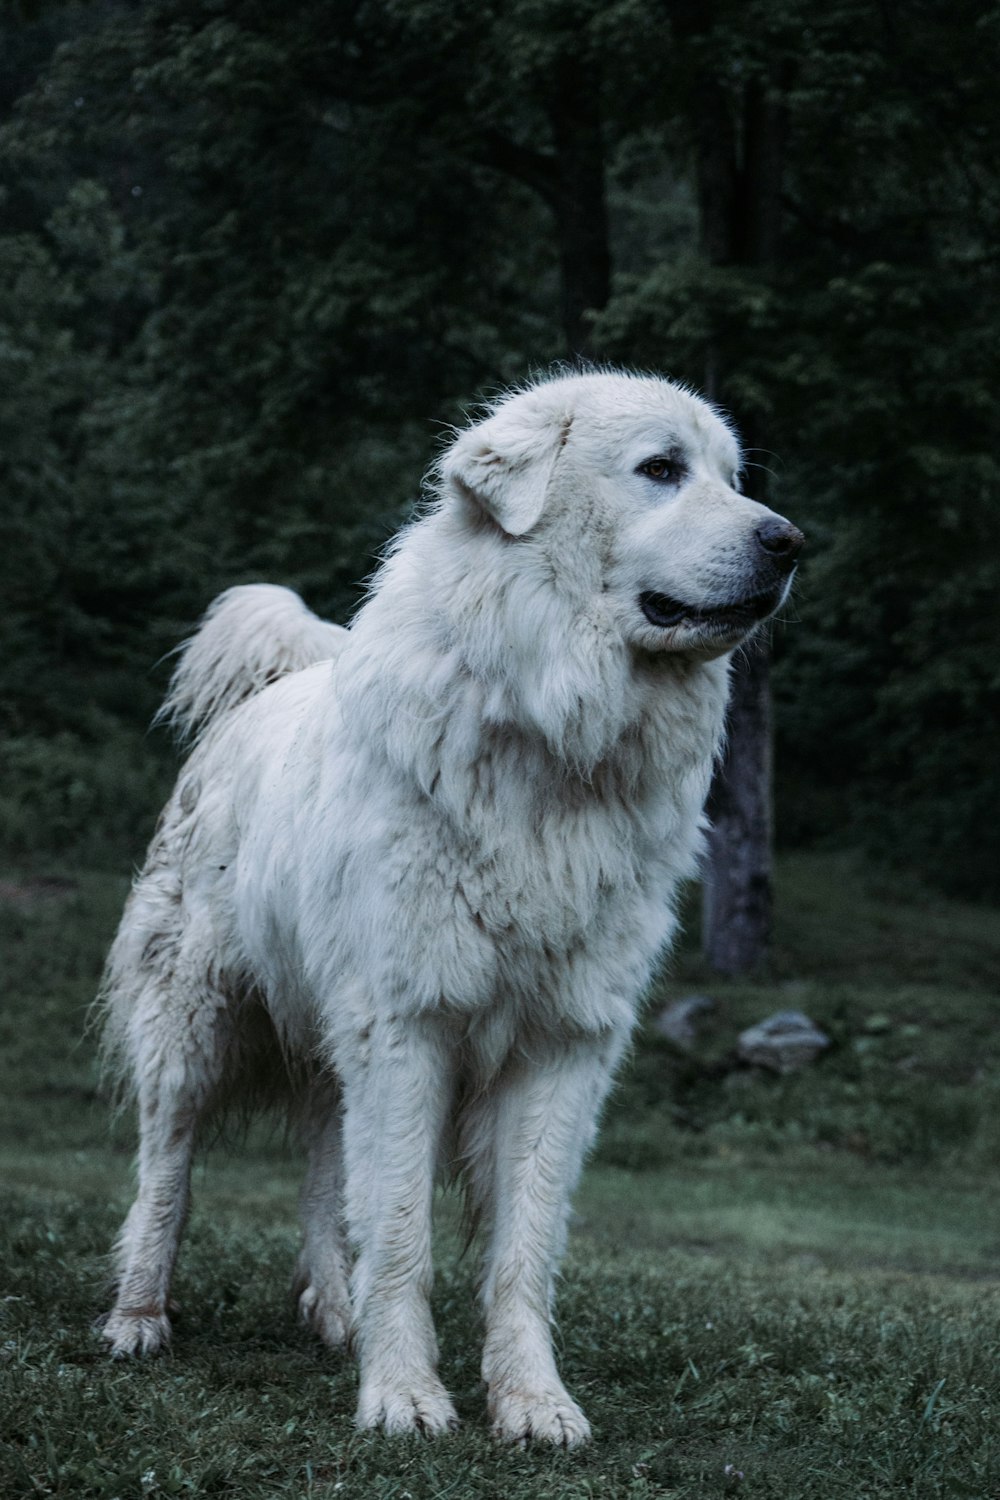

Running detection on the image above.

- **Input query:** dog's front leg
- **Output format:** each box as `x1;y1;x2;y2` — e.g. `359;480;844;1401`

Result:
340;1010;458;1437
477;1030;624;1448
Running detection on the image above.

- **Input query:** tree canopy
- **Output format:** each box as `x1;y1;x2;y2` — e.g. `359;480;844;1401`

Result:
2;0;998;896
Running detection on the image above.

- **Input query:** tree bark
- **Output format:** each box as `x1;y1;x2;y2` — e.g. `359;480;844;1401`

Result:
479;59;610;358
702;639;774;973
547;63;611;356
682;46;789;972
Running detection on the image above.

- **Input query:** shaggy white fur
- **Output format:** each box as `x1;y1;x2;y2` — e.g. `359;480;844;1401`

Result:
99;369;801;1446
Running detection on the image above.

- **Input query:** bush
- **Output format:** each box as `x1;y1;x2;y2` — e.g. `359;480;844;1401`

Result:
0;729;171;868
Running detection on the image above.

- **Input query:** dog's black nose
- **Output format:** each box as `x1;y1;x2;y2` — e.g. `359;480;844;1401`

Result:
755;519;804;569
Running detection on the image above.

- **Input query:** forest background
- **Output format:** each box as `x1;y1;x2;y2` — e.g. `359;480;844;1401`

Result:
4;5;1000;1496
2;0;999;908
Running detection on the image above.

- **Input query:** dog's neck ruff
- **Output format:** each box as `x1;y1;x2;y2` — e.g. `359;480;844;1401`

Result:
338;507;731;808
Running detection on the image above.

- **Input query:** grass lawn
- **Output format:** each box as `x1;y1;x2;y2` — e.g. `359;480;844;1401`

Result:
2;855;999;1498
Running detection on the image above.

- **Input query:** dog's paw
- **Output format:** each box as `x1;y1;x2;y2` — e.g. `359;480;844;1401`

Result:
297;1282;350;1348
355;1374;459;1437
100;1306;172;1358
489;1384;591;1448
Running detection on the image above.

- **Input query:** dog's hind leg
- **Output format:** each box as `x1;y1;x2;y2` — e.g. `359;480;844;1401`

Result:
469;1029;625;1448
292;1084;351;1348
102;972;230;1358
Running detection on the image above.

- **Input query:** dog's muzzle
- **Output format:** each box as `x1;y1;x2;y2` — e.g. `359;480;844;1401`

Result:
639;518;803;638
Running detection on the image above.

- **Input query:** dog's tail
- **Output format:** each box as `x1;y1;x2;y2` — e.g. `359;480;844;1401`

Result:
157;584;349;744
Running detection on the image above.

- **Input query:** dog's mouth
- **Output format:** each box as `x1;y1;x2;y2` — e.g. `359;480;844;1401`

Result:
639;587;785;635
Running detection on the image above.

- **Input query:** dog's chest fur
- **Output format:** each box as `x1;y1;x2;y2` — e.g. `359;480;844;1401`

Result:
316;602;729;1035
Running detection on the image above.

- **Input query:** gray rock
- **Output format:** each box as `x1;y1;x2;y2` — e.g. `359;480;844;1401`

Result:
654;994;716;1048
737;1010;830;1073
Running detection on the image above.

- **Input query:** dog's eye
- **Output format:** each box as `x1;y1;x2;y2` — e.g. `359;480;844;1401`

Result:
637;455;686;484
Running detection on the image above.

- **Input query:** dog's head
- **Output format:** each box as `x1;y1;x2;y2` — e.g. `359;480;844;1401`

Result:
439;370;802;661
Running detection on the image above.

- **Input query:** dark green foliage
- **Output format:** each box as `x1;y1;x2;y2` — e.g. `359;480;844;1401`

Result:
1;0;999;891
0;730;172;871
0;0;566;871
589;2;1000;896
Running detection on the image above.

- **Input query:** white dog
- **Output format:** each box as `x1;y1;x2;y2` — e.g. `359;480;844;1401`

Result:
99;369;802;1446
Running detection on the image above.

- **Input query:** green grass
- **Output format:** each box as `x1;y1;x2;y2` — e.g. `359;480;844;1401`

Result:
2;855;999;1498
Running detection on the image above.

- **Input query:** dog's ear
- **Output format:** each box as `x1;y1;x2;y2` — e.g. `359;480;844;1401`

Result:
440;399;572;537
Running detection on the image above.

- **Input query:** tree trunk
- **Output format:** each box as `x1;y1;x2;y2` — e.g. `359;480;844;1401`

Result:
548;64;611;356
702;639;774;973
479;59;610;358
685;54;788;972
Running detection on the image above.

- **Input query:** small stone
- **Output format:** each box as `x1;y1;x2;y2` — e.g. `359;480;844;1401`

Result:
654;994;716;1048
737;1010;830;1073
